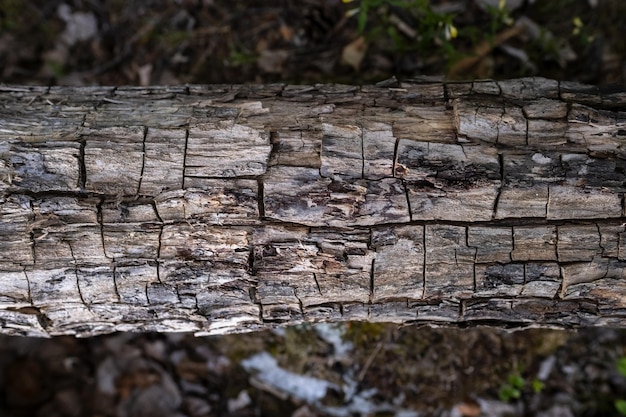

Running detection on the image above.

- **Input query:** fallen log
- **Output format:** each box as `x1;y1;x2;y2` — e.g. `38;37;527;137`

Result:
0;78;625;337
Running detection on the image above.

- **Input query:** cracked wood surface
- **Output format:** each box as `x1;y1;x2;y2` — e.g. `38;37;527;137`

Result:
1;78;626;337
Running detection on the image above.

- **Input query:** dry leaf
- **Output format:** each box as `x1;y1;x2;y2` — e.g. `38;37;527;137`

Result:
454;401;482;417
279;24;294;42
341;36;367;71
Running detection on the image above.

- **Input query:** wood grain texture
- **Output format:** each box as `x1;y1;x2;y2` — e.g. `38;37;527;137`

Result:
0;78;626;336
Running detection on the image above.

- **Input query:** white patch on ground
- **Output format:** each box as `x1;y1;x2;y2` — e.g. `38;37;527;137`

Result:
314;323;353;359
242;349;420;417
58;4;98;46
242;352;337;402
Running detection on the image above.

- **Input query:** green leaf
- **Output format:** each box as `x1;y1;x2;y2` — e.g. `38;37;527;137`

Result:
531;378;545;393
617;357;626;377
498;384;521;402
615;399;626;415
508;373;525;389
357;3;368;33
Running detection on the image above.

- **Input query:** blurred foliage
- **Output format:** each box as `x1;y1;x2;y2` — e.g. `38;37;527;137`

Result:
342;321;387;345
340;0;622;81
616;358;626;415
343;0;460;65
0;0;624;84
498;369;544;403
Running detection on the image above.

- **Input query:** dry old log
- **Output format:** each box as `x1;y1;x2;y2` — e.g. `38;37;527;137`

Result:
1;78;626;337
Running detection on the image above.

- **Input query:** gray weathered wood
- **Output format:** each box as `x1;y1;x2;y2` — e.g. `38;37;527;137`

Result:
1;78;626;337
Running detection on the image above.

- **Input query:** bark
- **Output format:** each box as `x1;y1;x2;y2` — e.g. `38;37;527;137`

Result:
0;78;625;337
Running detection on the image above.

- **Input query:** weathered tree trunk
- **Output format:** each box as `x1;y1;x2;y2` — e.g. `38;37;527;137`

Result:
0;78;625;337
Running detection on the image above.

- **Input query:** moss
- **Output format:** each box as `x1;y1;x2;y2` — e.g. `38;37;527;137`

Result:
281;324;321;372
342;322;387;346
218;330;277;363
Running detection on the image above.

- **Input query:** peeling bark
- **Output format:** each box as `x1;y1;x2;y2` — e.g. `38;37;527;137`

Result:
0;78;626;337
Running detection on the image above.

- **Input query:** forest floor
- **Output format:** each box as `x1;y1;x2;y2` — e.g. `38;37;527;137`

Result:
1;0;626;416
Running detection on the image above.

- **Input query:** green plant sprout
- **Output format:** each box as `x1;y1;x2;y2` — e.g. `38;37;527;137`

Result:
342;0;595;77
343;0;457;40
498;370;544;403
483;0;514;39
571;15;595;45
342;0;461;67
226;44;257;67
615;357;626;415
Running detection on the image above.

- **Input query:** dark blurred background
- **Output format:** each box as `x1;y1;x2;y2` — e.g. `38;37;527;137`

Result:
2;1;626;417
1;0;625;86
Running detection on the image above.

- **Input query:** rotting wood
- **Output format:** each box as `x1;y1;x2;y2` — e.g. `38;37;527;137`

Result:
0;78;626;337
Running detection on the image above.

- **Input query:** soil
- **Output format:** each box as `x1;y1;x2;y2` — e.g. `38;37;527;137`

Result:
1;1;626;416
